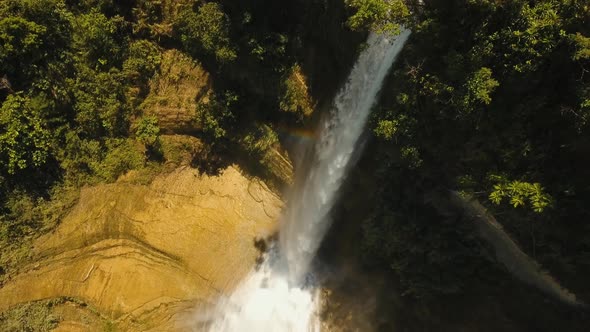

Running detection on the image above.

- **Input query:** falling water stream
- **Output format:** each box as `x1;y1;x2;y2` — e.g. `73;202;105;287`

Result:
207;30;411;332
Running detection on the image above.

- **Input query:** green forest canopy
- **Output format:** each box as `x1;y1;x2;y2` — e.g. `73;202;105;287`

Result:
0;0;589;303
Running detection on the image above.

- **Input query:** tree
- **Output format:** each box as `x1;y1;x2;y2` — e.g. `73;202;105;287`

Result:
69;66;128;138
1;0;73;53
0;94;52;175
174;2;237;63
492;1;564;73
123;39;161;84
460;67;499;113
0;17;47;80
572;32;590;61
279;64;314;121
0;0;74;97
135;115;161;157
72;11;126;68
196;90;239;140
489;179;552;213
345;0;410;34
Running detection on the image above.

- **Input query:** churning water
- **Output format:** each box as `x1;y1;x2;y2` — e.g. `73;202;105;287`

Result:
207;29;410;332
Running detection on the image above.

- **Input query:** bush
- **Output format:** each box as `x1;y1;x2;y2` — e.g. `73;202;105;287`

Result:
135;115;162;160
0;299;61;331
58;134;144;185
95;139;145;183
135;115;160;146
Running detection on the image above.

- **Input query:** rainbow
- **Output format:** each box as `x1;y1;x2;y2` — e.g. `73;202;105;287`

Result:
277;126;317;142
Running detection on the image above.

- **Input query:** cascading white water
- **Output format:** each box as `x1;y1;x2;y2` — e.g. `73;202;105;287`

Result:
281;29;411;283
206;29;410;332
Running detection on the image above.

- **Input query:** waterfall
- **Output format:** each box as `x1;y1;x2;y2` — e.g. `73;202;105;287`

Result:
281;29;411;283
206;29;410;332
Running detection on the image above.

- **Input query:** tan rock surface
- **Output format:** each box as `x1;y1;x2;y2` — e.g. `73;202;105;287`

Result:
0;166;282;331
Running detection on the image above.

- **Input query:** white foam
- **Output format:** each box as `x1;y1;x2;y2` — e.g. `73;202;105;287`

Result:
206;30;411;332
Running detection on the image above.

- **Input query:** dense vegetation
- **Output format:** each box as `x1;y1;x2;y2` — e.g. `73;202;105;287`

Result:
0;0;345;279
362;0;590;300
1;0;590;329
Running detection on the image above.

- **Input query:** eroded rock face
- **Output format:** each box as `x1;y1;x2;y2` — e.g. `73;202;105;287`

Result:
0;166;282;331
142;50;212;134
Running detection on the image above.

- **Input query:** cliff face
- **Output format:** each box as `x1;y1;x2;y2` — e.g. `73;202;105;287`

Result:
0;166;282;331
142;50;213;135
